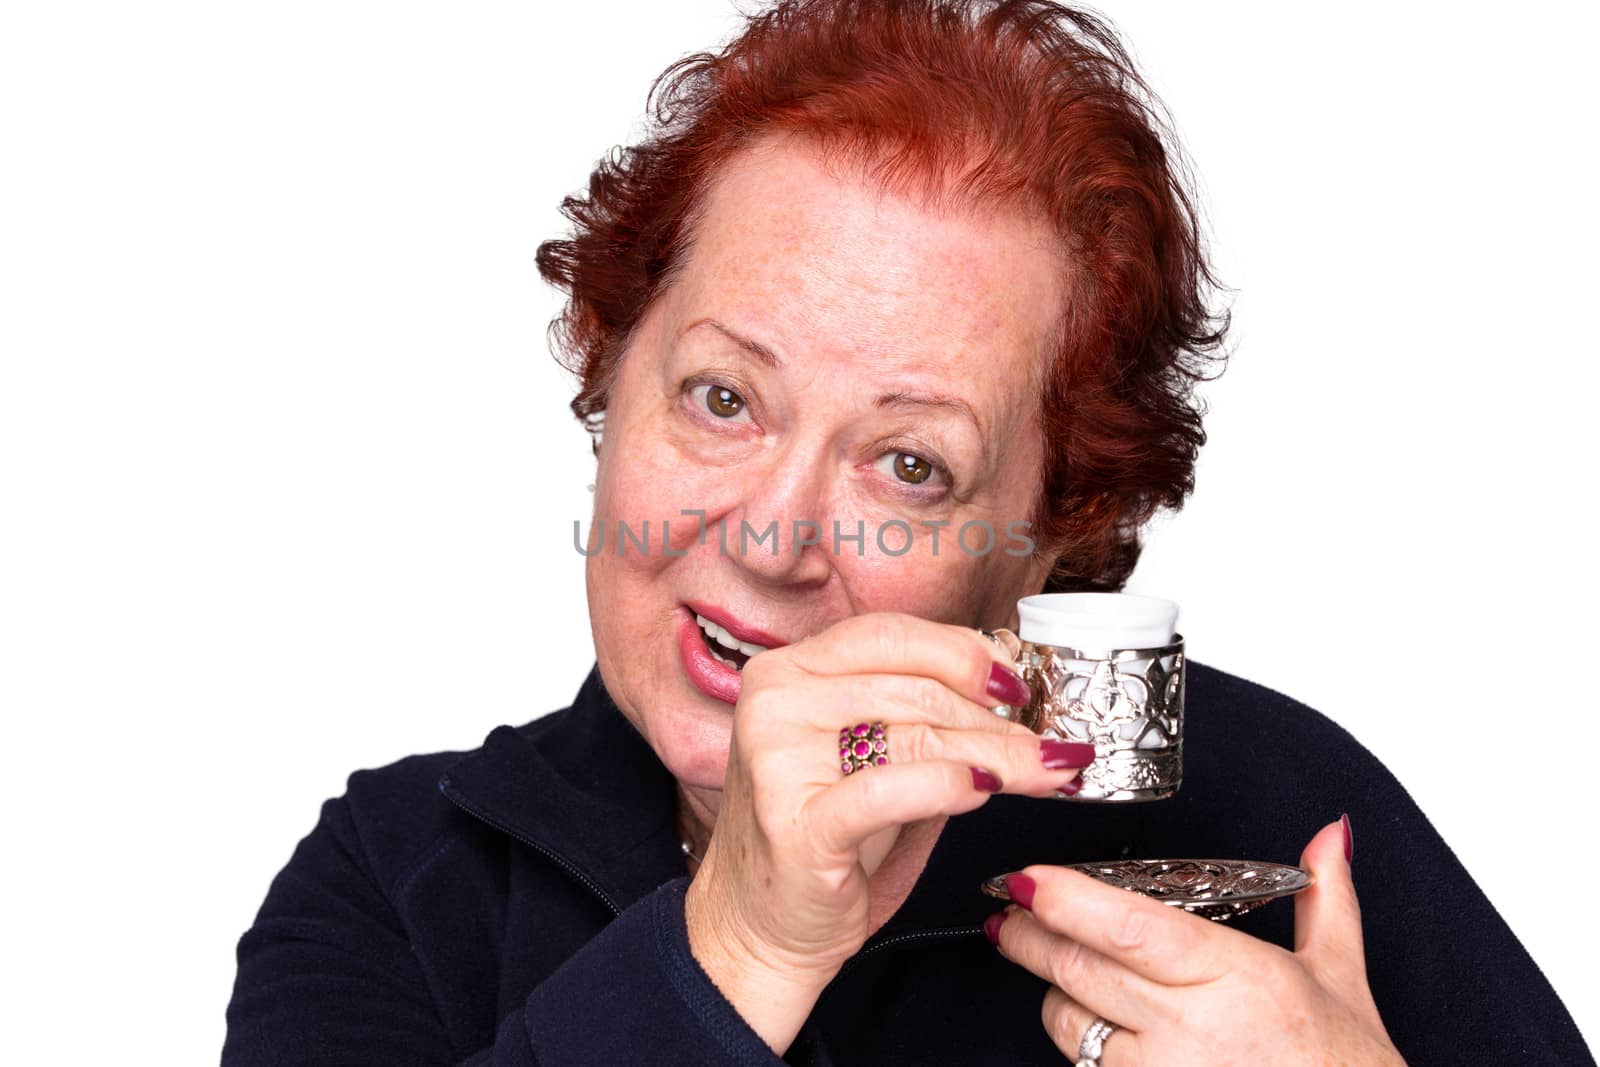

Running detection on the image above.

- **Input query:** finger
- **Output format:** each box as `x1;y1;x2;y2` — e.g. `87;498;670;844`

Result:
1040;985;1140;1066
785;611;1031;708
804;756;1002;857
1294;814;1368;986
887;720;1089;797
784;670;1041;737
1006;864;1230;986
995;906;1161;1030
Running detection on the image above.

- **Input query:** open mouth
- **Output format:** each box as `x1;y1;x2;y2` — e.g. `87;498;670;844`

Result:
694;612;769;673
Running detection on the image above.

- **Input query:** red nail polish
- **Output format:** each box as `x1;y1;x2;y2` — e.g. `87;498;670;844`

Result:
986;662;1031;706
983;910;1007;946
1341;812;1354;864
1055;776;1083;797
970;766;1003;793
1004;872;1037;911
1040;739;1095;769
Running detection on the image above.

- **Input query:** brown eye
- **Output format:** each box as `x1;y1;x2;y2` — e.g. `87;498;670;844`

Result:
705;385;745;418
891;452;933;484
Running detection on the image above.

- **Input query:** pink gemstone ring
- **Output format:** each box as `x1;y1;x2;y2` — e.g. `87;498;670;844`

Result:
838;721;889;775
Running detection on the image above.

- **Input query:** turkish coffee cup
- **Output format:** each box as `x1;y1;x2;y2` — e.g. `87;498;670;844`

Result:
985;592;1184;802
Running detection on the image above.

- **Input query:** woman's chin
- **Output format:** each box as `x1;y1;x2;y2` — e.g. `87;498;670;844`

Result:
650;707;733;791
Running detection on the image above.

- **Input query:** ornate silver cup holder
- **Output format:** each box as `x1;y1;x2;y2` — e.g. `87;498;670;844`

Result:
986;627;1186;802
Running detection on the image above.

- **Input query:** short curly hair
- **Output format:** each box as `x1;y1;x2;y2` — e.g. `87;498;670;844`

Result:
536;0;1229;593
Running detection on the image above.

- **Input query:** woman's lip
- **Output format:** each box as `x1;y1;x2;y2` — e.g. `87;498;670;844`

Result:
682;600;789;649
677;606;742;705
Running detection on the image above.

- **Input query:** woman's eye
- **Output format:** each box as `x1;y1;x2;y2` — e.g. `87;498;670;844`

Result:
689;383;751;422
877;451;939;486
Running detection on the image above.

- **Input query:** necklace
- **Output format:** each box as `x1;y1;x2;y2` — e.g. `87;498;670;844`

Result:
680;840;703;866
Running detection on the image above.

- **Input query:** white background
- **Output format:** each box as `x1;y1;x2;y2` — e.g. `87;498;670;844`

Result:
3;0;1595;1059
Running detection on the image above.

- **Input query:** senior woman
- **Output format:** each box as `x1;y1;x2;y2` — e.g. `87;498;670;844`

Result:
224;1;1589;1064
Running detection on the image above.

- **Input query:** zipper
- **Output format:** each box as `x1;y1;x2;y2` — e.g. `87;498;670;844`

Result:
835;925;981;979
439;777;622;918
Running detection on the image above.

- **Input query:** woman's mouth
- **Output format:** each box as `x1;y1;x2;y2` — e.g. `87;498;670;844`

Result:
694;612;769;673
676;603;785;705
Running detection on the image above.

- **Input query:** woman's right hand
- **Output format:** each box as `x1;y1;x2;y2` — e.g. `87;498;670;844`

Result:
682;611;1095;1053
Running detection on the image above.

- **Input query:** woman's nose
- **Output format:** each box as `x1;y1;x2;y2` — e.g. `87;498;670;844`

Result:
719;454;837;587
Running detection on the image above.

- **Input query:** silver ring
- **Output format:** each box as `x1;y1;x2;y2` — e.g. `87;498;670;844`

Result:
1075;1017;1117;1066
978;626;1022;659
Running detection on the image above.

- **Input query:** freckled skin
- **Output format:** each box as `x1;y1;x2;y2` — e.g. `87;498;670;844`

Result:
583;132;1068;833
574;133;1406;1067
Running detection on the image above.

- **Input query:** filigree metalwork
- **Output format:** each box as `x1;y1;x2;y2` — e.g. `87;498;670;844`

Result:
1075;750;1180;799
995;631;1185;801
981;860;1313;922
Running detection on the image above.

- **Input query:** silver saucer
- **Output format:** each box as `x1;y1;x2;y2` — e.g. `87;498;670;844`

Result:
982;859;1314;922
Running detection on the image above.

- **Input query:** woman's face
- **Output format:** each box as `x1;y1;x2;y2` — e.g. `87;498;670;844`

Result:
586;135;1068;795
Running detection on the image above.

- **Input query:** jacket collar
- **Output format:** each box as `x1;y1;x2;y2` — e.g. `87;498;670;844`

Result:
438;665;1147;946
438;666;686;914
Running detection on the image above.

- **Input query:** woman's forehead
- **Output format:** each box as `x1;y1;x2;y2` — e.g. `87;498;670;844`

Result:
671;139;1066;382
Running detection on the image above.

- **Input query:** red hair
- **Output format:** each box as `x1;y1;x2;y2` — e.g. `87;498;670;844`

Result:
537;0;1229;592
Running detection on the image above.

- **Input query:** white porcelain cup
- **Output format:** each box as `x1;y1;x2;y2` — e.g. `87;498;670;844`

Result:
1016;592;1178;654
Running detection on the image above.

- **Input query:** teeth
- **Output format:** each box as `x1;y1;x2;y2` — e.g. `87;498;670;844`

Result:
695;613;769;656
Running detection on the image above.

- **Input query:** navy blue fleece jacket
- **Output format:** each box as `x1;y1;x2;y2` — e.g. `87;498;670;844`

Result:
222;662;1592;1064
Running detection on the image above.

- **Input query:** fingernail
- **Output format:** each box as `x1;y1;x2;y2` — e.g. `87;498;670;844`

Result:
1003;872;1037;911
986;662;1031;706
970;766;1003;793
1054;776;1083;798
1341;812;1354;864
1040;738;1095;769
982;910;1007;946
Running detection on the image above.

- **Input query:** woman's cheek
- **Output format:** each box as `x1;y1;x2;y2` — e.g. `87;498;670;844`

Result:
836;536;991;621
599;431;723;528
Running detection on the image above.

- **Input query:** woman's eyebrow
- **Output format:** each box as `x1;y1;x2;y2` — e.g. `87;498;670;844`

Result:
687;319;981;429
875;390;981;434
683;318;783;368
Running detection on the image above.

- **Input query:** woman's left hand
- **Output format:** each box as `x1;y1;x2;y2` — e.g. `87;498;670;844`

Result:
989;818;1407;1065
